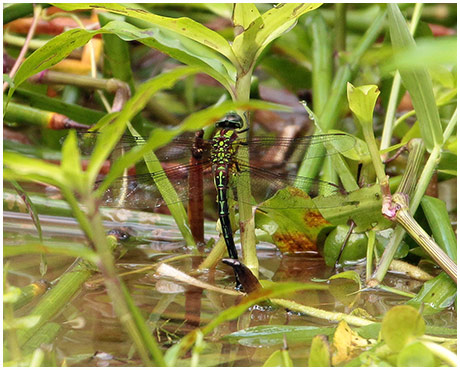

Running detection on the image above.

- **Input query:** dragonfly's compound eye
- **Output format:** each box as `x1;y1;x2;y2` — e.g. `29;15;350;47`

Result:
215;113;244;129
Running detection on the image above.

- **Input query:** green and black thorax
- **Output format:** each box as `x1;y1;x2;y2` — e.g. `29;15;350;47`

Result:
211;114;244;176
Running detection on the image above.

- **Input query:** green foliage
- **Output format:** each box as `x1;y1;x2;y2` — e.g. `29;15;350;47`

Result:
381;305;425;352
323;225;368;266
224;325;335;347
308;335;331;366
3;3;457;367
387;4;443;150
421;195;457;261
262;348;293;367
407;272;457;315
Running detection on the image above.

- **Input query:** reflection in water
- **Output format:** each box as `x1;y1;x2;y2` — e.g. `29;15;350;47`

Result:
4;224;457;366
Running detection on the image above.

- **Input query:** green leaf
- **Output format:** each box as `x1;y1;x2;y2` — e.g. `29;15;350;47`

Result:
9;28;94;98
256;4;321;60
329;270;361;287
313;184;392;232
421;195;457;262
223;325;334;347
256;187;334;253
61;130;85;193
407;272;456;315
323;226;368;266
397;342;435;367
233;3;321;69
232;3;261;32
387;4;443;150
356;323;381;339
263;349;293;367
15;88;105;124
308;335;331;367
100;21;236;93
328;270;362;307
4;242;98;263
384;37;457;71
9;180;43;242
54;3;237;64
347;83;380;126
381;305;425;352
4;152;66;188
126;124;195;247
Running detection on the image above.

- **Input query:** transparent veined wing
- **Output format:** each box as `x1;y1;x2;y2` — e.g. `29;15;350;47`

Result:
236;133;356;170
228;163;347;210
95;161;214;210
77;131;213;165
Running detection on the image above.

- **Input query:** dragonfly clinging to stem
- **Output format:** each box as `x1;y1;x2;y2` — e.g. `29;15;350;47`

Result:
81;113;356;262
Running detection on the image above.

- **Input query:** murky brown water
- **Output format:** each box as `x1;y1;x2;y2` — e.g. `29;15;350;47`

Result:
4;211;457;366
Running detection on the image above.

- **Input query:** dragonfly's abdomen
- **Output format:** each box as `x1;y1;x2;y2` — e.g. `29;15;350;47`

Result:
212;129;239;260
214;163;238;260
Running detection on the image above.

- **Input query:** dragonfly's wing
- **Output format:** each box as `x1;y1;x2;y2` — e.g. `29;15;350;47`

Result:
78;131;212;164
96;161;213;210
236;133;356;168
229;164;343;210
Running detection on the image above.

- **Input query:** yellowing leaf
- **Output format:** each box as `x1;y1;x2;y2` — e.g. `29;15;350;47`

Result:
331;321;370;365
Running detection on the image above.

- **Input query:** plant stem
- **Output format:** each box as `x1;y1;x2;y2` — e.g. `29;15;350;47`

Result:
16;260;92;347
271;299;374;327
235;67;258;276
334;3;347;52
3;4;41;93
392;194;457;282
83;194;165;365
421;340;458;367
198;237;226;270
366;230;375;281
310;13;332;116
4;303;22;362
371;140;432;284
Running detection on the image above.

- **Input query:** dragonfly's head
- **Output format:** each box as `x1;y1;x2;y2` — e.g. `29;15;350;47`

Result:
215;113;243;130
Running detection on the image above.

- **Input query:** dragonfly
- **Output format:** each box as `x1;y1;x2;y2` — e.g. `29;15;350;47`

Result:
81;114;356;261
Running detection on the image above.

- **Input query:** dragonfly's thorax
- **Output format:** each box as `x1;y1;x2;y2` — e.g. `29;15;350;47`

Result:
211;129;239;165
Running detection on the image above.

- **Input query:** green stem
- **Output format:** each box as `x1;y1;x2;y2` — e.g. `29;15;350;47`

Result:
310;13;332;116
395;139;425;196
361;120;388;187
83;194;165;366
16;260;92;347
3;32;48;50
334;3;347;52
198;237;226;270
410;145;441;214
235;67;258;276
4;303;22;362
421;340;458;367
442;108;457;143
271;298;374;327
372;142;436;284
366;230;375;282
